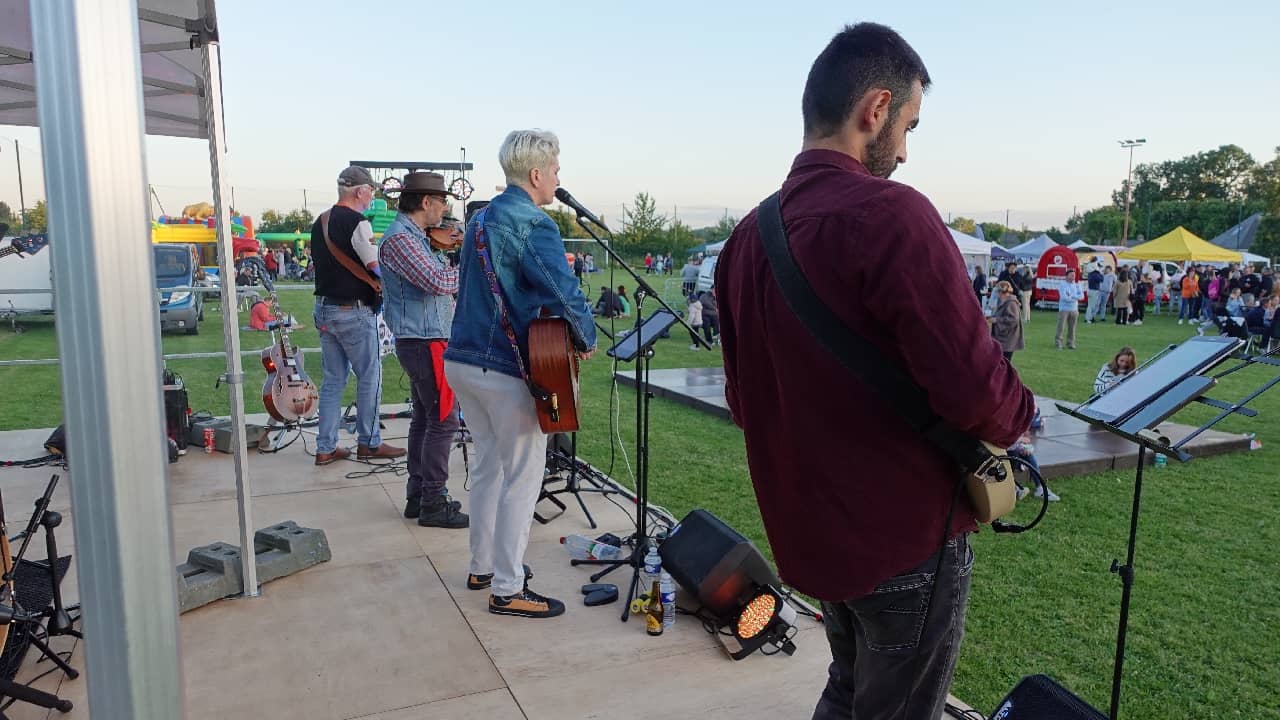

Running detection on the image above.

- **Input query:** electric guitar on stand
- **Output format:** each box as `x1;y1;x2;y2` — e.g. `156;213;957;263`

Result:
261;296;319;423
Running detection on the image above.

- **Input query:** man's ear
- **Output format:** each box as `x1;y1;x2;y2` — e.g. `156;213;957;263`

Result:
859;88;893;132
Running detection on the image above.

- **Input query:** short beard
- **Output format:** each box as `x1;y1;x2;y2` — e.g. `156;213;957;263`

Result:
864;108;901;179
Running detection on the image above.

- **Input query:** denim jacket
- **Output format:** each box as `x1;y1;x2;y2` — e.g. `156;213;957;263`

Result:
445;186;596;377
379;213;455;340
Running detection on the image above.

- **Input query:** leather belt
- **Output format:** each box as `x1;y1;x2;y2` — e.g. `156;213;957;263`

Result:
319;296;368;308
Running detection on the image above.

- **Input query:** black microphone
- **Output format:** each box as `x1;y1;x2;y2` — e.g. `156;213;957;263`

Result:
555;188;609;231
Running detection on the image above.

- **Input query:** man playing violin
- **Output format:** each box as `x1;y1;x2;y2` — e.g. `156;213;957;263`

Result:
378;172;469;528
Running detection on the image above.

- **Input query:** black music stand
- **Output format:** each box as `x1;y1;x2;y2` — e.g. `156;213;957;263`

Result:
1055;336;1280;719
573;309;681;621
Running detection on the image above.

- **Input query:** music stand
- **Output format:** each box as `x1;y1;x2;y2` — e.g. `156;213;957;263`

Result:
573;309;681;621
1055;336;1280;719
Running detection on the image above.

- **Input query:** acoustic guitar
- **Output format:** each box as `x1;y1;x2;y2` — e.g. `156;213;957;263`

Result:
0;234;49;261
527;316;580;433
261;296;319;423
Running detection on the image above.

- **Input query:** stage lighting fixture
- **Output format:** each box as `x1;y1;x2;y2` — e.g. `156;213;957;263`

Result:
717;585;798;661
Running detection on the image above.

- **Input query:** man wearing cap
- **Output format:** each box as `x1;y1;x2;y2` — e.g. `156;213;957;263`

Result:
445;129;596;619
310;165;406;465
378;173;468;528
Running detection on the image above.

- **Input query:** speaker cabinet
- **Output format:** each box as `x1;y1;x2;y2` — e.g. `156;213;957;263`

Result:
658;509;779;619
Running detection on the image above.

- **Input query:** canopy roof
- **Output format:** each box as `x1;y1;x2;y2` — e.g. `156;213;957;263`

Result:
0;0;216;138
1209;212;1262;251
1118;226;1242;262
1005;234;1060;260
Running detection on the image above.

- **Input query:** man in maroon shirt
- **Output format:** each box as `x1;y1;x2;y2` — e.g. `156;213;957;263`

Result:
716;23;1034;720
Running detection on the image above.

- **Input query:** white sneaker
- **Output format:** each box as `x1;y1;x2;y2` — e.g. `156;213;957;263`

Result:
1178;319;1184;325
1132;320;1143;325
689;344;698;350
1034;486;1061;502
1016;485;1030;501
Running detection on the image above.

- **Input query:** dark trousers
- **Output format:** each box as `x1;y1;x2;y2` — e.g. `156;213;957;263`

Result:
1130;299;1145;322
813;534;974;720
702;313;719;343
395;338;459;502
1115;307;1129;324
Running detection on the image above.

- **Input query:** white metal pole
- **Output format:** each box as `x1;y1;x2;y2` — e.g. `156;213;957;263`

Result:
29;0;184;717
201;39;259;597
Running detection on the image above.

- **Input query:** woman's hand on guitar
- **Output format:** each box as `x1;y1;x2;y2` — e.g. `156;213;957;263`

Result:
579;349;596;361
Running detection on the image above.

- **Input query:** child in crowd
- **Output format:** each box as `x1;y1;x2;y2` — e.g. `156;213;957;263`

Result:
1095;347;1137;394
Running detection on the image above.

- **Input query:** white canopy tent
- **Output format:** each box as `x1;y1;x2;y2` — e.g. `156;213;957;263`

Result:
1005;234;1060;262
949;227;997;273
1;0;249;714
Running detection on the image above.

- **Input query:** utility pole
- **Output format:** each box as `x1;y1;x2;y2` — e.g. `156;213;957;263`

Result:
1118;138;1146;247
231;186;236;210
302;188;308;212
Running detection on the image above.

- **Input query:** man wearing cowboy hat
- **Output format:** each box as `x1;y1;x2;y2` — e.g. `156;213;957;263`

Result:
428;210;464;254
311;165;406;465
378;173;468;528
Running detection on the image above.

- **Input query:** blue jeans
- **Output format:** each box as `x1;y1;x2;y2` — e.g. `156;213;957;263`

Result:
313;301;382;453
1179;297;1196;321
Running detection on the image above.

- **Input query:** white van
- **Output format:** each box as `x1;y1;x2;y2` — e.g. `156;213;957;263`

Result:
696;255;718;293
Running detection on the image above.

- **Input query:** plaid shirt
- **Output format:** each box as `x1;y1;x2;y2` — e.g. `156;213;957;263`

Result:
379;224;458;296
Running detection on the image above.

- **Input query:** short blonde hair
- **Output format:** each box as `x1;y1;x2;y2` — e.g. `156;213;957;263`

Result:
499;129;559;185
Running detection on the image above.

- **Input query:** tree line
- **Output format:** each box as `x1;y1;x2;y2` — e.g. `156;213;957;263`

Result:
947;144;1280;258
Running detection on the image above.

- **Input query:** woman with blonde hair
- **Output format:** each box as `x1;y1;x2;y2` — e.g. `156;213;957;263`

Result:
1095;346;1138;394
990;280;1024;362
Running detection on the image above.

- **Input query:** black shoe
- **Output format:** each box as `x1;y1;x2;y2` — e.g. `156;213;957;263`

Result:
405;494;462;519
467;564;533;591
417;499;469;529
489;587;565;618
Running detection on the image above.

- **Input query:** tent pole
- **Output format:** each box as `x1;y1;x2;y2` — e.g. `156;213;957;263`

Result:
29;0;184;716
201;39;259;598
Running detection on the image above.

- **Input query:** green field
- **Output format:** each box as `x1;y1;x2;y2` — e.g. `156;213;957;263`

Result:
1;278;1277;718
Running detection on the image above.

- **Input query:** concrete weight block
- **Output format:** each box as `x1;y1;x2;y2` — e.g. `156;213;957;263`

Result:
176;541;245;613
252;521;331;585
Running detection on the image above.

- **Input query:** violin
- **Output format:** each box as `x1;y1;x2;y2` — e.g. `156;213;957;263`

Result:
428;223;463;252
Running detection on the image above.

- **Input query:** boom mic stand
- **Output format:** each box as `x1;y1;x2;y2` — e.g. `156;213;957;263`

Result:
561;194;710;621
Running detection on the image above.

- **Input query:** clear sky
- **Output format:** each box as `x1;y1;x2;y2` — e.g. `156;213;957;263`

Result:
1;0;1277;231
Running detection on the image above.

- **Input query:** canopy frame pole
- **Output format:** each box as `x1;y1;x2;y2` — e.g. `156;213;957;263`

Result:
199;36;259;598
29;0;184;716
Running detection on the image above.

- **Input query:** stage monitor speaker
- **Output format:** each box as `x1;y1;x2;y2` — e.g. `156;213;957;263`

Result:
659;509;779;619
990;675;1107;720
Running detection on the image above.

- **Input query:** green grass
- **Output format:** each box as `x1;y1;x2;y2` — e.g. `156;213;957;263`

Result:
1;282;1277;718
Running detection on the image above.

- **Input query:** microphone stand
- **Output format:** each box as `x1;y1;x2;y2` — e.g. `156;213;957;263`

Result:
568;211;710;622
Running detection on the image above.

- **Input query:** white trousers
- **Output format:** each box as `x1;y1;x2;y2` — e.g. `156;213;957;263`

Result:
445;361;548;597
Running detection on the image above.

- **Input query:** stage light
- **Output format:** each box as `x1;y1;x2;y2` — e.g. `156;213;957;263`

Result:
718;585;798;661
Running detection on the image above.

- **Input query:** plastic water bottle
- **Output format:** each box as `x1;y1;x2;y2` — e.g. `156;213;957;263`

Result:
1154;453;1167;468
643;545;662;580
560;534;623;561
660;571;676;629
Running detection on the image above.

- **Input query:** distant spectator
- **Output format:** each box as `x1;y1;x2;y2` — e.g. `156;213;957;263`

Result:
594;286;622;318
681;258;700;296
1130;274;1149;325
1152;272;1167;315
686;292;704;350
972;265;987;304
1095;346;1137;394
1085;263;1105;323
1113;274;1132;325
698;288;720;347
990;280;1023;362
1055;269;1083;350
616;285;632;316
1225;287;1245;318
1015;266;1034;322
1099;266;1117;311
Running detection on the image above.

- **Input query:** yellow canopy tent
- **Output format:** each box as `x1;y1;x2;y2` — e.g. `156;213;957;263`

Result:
1118;226;1243;263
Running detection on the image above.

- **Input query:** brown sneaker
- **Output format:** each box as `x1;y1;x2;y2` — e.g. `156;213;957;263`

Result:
357;443;406;460
489;587;564;618
314;447;351;466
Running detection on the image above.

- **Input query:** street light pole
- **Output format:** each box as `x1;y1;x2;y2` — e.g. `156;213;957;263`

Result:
1118;138;1146;247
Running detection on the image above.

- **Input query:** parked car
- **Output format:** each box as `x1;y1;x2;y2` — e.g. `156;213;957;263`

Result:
155;243;204;335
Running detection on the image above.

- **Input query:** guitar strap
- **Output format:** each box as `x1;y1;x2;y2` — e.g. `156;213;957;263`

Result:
471;208;550;402
320;209;382;298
